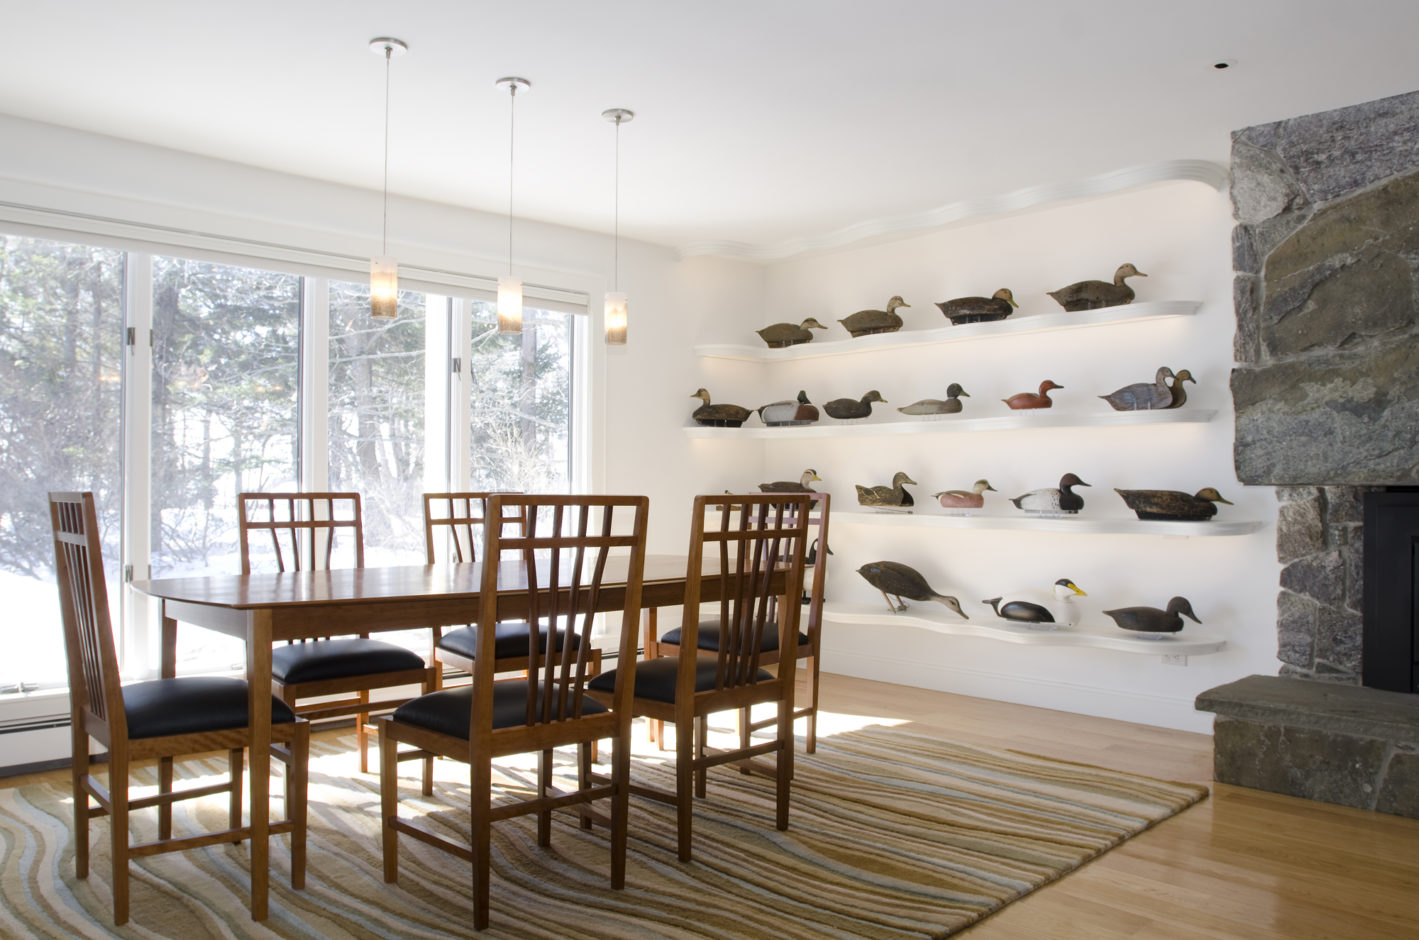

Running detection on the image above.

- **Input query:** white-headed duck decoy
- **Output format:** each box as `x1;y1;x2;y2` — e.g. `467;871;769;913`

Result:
983;578;1087;628
1003;380;1062;410
1011;472;1090;514
759;468;822;493
757;389;820;426
825;389;887;420
690;388;752;427
1115;487;1232;521
935;288;1019;324
1100;366;1175;411
931;478;996;511
856;560;967;618
1103;596;1201;634
1047;263;1147;311
855;471;917;510
756;317;827;348
1164;368;1196;409
838;296;910;337
898;383;970;415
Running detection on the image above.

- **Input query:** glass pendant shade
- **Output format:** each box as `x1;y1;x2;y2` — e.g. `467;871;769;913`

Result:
604;291;628;345
370;256;398;319
497;275;524;333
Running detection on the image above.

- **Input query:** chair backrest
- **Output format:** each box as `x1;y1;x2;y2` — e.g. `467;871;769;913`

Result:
474;494;648;726
800;492;831;644
684;493;811;690
422;491;527;564
237;492;364;574
49;491;125;739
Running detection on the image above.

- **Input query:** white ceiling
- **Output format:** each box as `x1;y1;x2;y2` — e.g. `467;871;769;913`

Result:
2;0;1416;257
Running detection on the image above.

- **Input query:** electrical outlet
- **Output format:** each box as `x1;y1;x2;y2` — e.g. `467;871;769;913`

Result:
1161;653;1189;666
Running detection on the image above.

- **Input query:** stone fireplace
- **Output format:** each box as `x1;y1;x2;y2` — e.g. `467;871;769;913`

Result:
1195;88;1419;819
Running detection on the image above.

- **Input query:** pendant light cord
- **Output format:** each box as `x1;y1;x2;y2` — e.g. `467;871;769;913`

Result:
508;84;517;276
381;44;392;256
613;115;621;291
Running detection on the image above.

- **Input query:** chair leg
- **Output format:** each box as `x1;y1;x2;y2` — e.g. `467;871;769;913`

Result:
676;715;695;862
289;723;309;889
109;752;130;926
737;705;752;774
776;699;793;832
158;756;174;840
70;728;89;881
578;741;594;830
805;652;820;754
379;720;400;884
229;747;245;840
537;749;553;847
694;714;709;799
357;690;372;774
471;756;493;931
610;731;630;889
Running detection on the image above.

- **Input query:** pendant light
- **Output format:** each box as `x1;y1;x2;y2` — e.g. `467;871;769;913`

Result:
496;77;531;334
368;37;407;320
602;108;634;345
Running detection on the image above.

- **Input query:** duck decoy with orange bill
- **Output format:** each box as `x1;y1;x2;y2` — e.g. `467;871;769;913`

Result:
1100;366;1174;411
936;288;1018;325
757;389;820;426
1047;263;1147;311
899;383;969;415
690;388;752;427
759;468;822;493
1011;472;1090;514
855;471;917;511
856;560;967;617
1164;368;1196;409
983;579;1087;628
1103;596;1201;635
756;317;827;348
838;296;910;337
931;479;996;511
825;389;887;420
1115;487;1232;521
1003;380;1062;410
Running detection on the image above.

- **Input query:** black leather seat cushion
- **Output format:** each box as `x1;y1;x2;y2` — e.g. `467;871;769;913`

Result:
392;681;608;740
123;676;297;739
436;622;584;660
588;656;773;704
660;619;808;653
271;637;425;684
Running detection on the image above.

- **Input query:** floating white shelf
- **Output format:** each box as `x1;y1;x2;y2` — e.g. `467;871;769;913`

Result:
694;300;1201;363
823;601;1228;657
832;509;1264;537
685;408;1216;439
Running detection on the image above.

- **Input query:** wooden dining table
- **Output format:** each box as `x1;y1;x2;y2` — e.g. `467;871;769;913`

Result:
130;553;728;920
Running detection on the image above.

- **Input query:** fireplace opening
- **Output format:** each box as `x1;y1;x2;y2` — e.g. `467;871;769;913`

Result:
1362;489;1419;694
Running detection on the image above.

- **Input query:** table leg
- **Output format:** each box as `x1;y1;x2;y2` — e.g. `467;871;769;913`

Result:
247;609;273;921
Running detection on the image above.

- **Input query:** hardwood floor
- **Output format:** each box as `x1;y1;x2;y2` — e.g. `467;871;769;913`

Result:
8;673;1417;938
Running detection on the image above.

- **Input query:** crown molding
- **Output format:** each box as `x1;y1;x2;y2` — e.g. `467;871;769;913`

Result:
675;159;1229;262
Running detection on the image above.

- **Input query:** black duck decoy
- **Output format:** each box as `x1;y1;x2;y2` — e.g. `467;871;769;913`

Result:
838;296;910;337
1100;367;1174;411
855;471;917;510
982;579;1087;627
759;468;822;493
755;317;828;348
1003;380;1062;410
1115;487;1232;521
757;389;820;426
935;288;1018;325
1047;263;1147;311
1164;368;1196;409
931;479;995;510
1103;596;1201;634
898;383;969;415
690;388;751;427
1010;473;1090;514
824;389;887;420
856;560;967;618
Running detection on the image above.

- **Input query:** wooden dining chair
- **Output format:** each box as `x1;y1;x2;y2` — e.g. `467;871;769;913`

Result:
50;491;309;926
648;492;830;751
380;494;649;930
588;493;811;862
422;492;601;690
238;492;435;783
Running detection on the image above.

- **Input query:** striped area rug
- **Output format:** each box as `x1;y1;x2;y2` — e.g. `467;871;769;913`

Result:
0;722;1206;939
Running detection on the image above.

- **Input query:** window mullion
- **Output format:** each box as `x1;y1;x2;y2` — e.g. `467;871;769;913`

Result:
122;252;155;678
301;277;330;490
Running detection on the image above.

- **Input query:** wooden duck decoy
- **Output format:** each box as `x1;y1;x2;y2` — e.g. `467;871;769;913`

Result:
898;383;970;415
983;579;1087;628
1103;596;1201;635
755;317;827;348
1115;487;1232;521
838;296;910;337
1003;380;1062;410
690;388;751;428
759;468;822;493
930;479;995;511
757;389;820;426
935;288;1019;325
1165;368;1196;409
855;471;917;511
856;560;967;618
824;389;887;420
1099;366;1174;411
1047;263;1147;311
1010;472;1090;514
